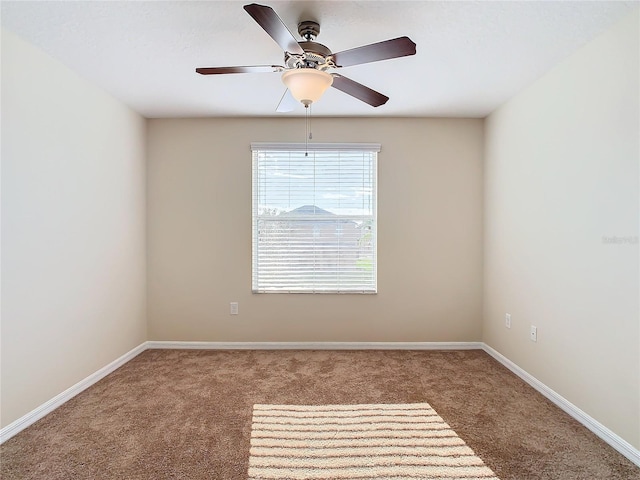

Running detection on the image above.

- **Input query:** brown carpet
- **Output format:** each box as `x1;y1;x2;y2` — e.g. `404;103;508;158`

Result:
0;349;638;480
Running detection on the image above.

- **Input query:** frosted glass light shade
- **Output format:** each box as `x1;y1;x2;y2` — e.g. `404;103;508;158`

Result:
281;69;333;106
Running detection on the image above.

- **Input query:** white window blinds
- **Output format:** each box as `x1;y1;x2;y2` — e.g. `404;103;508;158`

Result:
252;143;379;293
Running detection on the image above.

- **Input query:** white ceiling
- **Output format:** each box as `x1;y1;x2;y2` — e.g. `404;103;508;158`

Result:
1;1;637;118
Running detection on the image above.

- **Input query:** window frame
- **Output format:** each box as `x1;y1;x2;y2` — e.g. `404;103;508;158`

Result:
251;142;379;294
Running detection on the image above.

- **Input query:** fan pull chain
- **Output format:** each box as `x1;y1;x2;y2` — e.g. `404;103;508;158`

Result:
305;103;310;156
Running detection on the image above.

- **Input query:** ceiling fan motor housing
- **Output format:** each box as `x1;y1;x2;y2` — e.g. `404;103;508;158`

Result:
285;40;334;69
281;20;336;70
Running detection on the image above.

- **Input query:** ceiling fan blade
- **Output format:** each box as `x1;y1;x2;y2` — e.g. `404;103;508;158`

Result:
196;65;283;75
332;36;416;67
276;89;297;112
243;3;304;55
331;74;389;107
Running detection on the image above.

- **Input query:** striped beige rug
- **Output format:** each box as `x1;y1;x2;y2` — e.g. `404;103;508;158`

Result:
248;403;499;479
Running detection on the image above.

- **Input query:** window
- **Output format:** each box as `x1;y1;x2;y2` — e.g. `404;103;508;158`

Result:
252;143;378;293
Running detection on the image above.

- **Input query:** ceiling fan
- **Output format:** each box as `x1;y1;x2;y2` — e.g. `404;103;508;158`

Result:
196;3;417;111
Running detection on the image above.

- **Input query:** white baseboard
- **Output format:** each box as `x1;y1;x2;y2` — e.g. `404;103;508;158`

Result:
145;340;484;350
482;343;640;468
0;342;147;444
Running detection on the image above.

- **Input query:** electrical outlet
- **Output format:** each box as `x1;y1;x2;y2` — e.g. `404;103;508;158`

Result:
230;302;238;315
530;325;537;342
505;313;511;329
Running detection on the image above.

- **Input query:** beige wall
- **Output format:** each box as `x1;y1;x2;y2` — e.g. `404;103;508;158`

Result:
483;10;639;449
147;117;484;342
1;29;147;428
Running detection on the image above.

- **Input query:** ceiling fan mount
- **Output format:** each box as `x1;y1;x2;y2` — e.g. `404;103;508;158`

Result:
297;20;320;41
195;3;417;111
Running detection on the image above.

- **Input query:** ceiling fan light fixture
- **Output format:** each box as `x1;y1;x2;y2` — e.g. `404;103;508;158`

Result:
282;68;333;106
